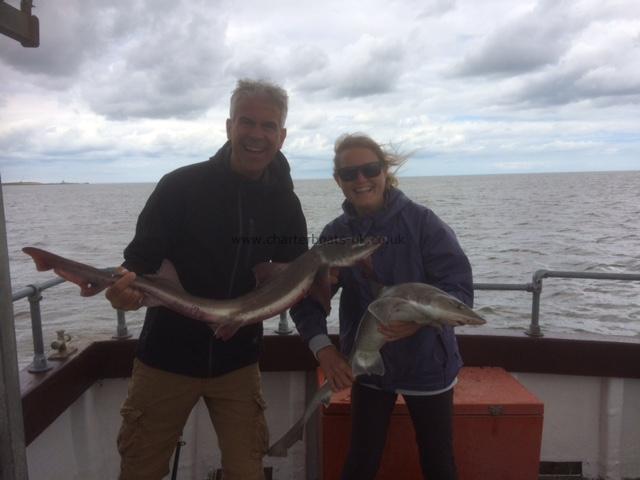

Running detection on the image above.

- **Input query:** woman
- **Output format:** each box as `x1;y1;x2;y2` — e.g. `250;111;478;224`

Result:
291;133;473;480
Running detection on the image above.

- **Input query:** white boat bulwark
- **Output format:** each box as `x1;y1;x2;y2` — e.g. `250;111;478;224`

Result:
16;329;640;480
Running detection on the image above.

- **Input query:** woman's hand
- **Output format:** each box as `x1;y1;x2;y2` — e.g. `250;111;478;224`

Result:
305;267;340;315
105;267;144;311
317;345;354;392
378;321;422;341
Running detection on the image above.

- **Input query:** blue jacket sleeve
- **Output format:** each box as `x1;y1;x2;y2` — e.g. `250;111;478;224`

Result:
289;223;339;347
289;296;329;343
420;210;474;307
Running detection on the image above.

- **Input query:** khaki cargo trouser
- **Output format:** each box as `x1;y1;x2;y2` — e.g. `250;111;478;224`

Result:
117;359;268;480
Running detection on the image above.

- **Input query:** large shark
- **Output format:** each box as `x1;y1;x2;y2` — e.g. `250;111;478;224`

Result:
267;282;486;457
22;237;381;340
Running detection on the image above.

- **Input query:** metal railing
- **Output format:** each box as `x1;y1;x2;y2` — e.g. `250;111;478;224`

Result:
475;270;640;337
11;269;640;373
12;278;131;373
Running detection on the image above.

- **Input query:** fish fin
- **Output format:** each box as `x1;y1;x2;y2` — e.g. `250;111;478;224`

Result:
49;267;109;297
367;297;397;321
22;247;54;271
307;266;332;314
77;280;109;297
378;285;392;296
215;322;241;341
266;417;305;457
351;351;386;377
311;381;333;409
368;297;423;324
140;293;163;308
320;386;332;407
267;381;333;457
253;262;288;287
23;247;110;297
144;259;187;292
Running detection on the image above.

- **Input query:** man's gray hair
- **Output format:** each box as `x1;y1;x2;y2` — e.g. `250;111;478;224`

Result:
229;79;289;127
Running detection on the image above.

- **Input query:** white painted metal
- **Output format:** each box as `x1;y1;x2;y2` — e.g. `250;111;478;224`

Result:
513;372;640;480
621;379;640;479
0;181;29;480
599;377;624;480
26;372;309;480
23;370;640;480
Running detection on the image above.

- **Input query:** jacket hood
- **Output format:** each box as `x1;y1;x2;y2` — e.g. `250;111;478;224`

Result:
208;140;294;191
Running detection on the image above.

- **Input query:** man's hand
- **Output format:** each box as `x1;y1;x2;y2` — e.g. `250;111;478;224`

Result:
327;267;339;285
105;267;144;311
378;321;422;342
317;345;354;392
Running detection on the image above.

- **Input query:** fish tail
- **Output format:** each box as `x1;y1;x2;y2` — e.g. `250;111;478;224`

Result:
22;247;54;272
23;247;111;297
266;418;304;457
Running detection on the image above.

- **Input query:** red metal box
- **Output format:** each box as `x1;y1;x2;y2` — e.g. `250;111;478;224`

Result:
319;367;543;480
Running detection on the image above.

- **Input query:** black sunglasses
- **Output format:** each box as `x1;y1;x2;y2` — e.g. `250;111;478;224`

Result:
336;162;384;182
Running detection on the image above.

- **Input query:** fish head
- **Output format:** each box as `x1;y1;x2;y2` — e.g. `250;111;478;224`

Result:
430;294;486;326
375;283;486;327
315;237;383;266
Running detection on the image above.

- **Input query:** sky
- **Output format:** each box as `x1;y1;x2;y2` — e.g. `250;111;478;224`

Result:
0;0;639;183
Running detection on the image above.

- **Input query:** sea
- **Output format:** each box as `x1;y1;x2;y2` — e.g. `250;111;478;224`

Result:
4;170;640;368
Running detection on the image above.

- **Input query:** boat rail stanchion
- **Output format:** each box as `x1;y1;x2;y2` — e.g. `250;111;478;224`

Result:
526;270;547;338
1;179;29;479
113;309;132;339
275;310;293;335
26;284;53;373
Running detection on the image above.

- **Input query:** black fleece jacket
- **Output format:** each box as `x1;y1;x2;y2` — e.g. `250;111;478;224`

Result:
123;142;308;377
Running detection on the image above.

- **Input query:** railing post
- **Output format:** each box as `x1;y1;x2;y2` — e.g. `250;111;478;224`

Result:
526;270;546;338
27;286;52;373
275;311;293;335
113;309;132;340
0;179;29;479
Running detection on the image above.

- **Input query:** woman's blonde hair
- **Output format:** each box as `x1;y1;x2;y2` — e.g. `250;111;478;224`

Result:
333;133;407;189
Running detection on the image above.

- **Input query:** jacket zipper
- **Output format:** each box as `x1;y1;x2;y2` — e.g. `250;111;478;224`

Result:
227;188;244;297
245;218;255;268
210;188;244;376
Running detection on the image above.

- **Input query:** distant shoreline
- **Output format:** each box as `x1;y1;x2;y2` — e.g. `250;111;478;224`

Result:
2;181;89;186
2;169;639;185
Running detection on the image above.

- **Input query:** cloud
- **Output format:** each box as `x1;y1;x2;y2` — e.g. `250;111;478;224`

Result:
0;0;233;119
1;0;639;182
454;1;585;77
295;35;405;99
446;1;640;109
509;20;640;106
418;0;457;18
80;1;231;119
0;0;100;80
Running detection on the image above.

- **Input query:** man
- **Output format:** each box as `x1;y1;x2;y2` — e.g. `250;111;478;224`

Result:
106;79;308;480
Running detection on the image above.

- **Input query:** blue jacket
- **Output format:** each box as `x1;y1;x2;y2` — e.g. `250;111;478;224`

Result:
291;187;473;392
